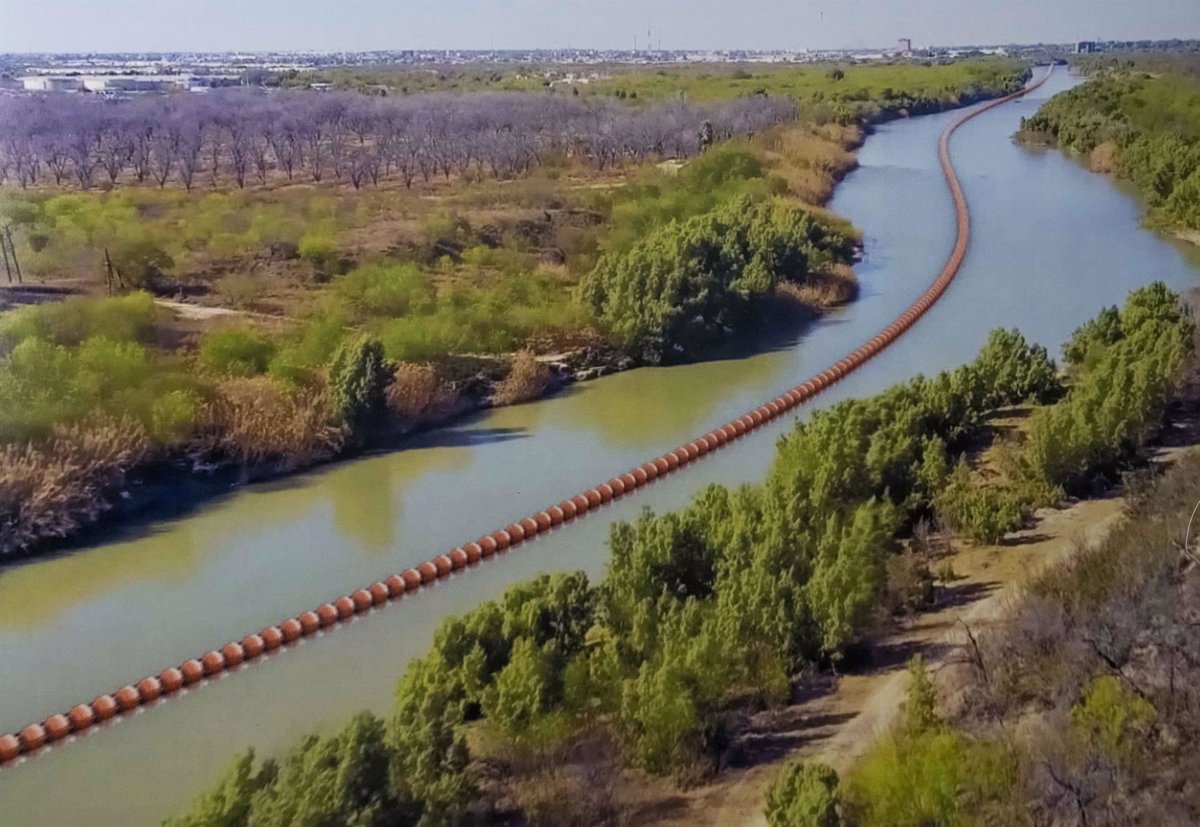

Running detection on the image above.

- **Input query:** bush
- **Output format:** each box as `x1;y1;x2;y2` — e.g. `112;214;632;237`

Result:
493;350;551;406
108;239;174;290
197;328;278;377
0;291;157;349
298;231;341;276
579;195;853;362
934;462;1027;544
328;335;390;439
386;362;460;425
765;761;842;827
0;418;152;556
192;376;342;469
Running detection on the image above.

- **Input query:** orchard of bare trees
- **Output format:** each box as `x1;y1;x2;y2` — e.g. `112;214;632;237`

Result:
0;89;794;191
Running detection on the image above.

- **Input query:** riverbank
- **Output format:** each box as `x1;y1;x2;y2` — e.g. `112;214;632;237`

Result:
0;72;1025;561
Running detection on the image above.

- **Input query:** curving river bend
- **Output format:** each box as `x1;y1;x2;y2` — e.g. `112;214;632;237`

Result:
1;69;1198;826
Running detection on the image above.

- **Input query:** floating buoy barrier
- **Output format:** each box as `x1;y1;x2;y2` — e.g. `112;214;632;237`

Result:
0;67;1051;767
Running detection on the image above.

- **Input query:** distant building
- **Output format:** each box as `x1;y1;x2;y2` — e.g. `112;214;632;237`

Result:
1076;41;1099;54
898;38;913;54
21;76;82;92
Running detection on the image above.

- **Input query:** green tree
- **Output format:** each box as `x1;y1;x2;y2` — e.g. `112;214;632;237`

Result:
328;335;389;439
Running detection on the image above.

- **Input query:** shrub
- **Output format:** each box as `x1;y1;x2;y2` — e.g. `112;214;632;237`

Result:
335;261;434;318
579;195;853;362
0;418;152;556
765;761;842;827
0;291;157;348
493;350;551;406
328;335;389;438
934;463;1026;544
192;376;343;469
108;239;174;290
298;231;340;276
197;328;278;377
386;362;460;425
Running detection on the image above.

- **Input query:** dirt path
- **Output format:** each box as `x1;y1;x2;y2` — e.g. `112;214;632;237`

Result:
621;495;1124;827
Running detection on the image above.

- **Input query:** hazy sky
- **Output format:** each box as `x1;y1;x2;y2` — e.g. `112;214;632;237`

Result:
1;0;1198;54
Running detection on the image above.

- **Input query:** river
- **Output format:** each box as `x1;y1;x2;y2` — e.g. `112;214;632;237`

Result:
1;69;1198;825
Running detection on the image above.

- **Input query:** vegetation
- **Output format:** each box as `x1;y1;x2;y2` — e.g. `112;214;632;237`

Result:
169;287;1192;826
1018;63;1200;234
776;440;1200;826
580;188;855;362
0;60;1029;554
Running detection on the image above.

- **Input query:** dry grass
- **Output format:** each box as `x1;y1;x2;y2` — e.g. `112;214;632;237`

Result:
190;376;344;470
1089;141;1119;174
493;350;552;406
775;264;858;309
760;122;862;205
385;362;462;426
0;418;152;556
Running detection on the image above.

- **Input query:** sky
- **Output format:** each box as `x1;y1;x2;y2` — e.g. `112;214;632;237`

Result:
1;0;1198;54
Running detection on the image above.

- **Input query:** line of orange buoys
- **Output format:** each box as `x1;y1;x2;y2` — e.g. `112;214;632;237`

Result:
0;66;1052;767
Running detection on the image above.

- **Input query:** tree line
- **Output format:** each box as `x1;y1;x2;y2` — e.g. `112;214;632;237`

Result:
0;90;793;191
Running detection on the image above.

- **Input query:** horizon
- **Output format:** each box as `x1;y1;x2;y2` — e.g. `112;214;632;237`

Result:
2;0;1199;55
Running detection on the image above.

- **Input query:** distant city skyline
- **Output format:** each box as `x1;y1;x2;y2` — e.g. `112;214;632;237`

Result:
1;0;1198;54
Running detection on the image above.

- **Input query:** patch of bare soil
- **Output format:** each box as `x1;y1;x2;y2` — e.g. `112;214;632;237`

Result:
620;489;1150;827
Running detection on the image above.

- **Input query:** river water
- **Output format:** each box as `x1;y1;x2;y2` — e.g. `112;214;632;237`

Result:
2;69;1198;825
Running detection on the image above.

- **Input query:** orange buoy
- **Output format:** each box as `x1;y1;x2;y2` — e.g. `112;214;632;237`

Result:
702;433;719;450
520;516;540;535
491;530;512;551
653;457;670;474
547;505;565;525
505;523;526;543
571;494;591;512
201;650;226;675
418;560;439;582
631;467;649;484
220;643;245;668
689;440;707;457
403;568;423;588
67;704;95;732
136;676;163;702
242;634;266;659
180;659;205;684
640;461;659;480
280;618;303;643
478;535;499;556
585;488;603;507
0;733;20;761
620;472;638;489
92;694;119;720
608;477;627;495
114;685;140;711
317;603;339;626
448;549;468;570
334;596;356;618
462;544;482;564
298;611;321;635
559;499;578;519
44;714;71;742
260;626;284;650
535;511;553;530
384;574;407;596
433;556;453;577
159;667;184;693
18;724;45;752
353;588;374;610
